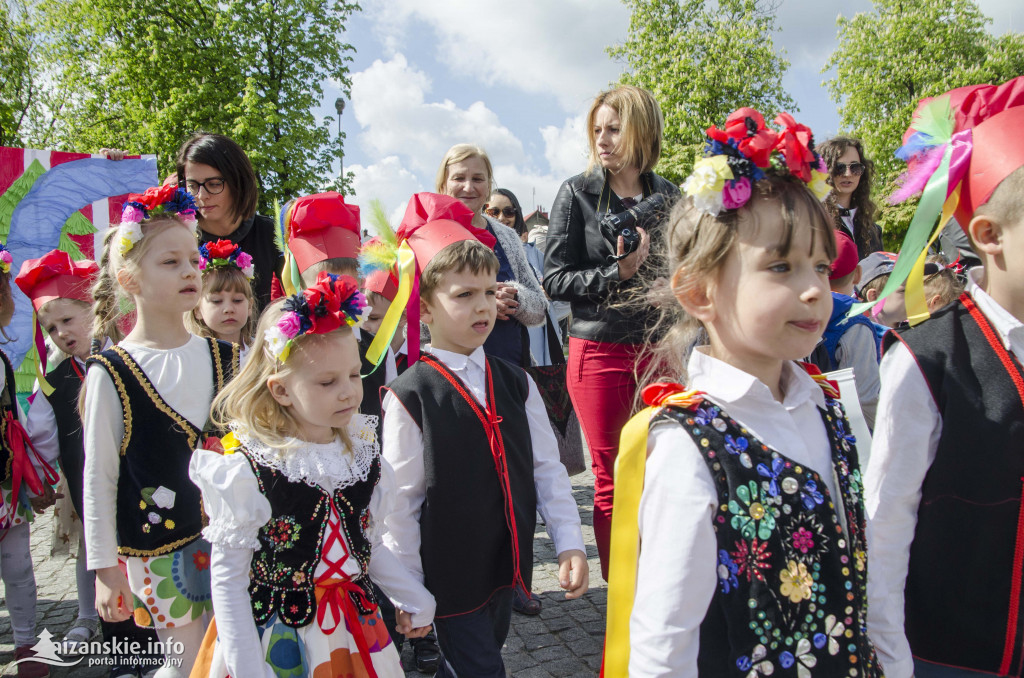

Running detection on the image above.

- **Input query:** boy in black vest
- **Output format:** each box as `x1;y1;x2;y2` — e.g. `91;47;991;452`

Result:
380;193;587;678
867;76;1024;678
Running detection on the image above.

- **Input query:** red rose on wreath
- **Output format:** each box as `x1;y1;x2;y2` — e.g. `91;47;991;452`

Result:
206;239;237;261
303;272;345;334
707;108;778;168
774;113;818;182
128;184;178;210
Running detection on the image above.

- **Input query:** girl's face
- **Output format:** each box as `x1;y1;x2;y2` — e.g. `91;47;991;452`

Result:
269;331;362;444
195;287;250;344
485;193;517;229
184;161;235;231
700;201;832;382
38;299;92;360
445;157;490;216
128;225;202;313
593;104;627;172
831;146;862;199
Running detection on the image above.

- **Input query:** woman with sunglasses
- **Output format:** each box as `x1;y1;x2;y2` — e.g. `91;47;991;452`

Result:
819;136;883;258
544;85;679;580
176;133;283;311
436;144;548;367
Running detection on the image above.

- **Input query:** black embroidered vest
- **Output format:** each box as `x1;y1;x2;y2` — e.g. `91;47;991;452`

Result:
386;354;537;617
654;393;880;677
87;338;237;556
43;358;87;519
240;444;381;628
0;350;19;485
885;294;1024;675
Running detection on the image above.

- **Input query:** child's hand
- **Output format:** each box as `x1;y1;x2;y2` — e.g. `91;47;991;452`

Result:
95;566;134;622
557;549;589;599
395;609;432;638
29;485;61;514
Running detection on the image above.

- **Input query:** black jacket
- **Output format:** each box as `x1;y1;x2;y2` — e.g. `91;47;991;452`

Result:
543;169;679;344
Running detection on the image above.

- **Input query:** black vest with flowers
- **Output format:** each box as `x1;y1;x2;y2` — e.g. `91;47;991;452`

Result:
87;338;237;556
240;445;381;628
653;390;881;677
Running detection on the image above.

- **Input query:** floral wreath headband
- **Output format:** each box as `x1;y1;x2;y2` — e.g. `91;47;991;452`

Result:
264;271;369;363
199;239;254;280
118;185;198;256
683;108;831;216
0;242;12;275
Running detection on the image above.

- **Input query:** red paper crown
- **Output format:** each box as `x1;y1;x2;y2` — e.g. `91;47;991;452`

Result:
286;191;361;273
397;193;496;271
15;250;99;312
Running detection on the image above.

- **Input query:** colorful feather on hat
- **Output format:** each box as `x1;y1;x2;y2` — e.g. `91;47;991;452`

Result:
359;199;399;277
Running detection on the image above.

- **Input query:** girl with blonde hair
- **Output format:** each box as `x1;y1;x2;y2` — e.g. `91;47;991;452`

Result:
189;272;433;678
82;186;238;677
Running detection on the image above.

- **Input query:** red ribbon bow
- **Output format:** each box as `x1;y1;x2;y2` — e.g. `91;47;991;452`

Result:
5;411;58;515
315;577;380;678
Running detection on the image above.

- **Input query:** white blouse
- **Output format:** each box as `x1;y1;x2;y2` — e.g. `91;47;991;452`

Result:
189;415;434;678
630;349;842;677
83;334;214;570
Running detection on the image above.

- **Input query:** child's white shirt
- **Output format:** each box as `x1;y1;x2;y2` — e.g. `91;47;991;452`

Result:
82;334;214;570
189;416;434;678
630;348;839;678
380;345;585;587
866;267;1024;678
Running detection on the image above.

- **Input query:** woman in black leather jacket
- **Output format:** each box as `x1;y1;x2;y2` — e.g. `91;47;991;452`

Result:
543;85;679;578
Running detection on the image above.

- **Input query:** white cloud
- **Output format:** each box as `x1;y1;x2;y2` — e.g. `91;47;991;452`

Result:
361;0;628;111
541;115;589;180
348;156;425;232
350;53;524;175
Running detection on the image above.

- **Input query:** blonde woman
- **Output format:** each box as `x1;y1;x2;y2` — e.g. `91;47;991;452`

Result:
543;85;679;578
436;144;547;366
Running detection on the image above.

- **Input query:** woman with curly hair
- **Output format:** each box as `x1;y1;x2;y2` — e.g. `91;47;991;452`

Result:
819;136;883;258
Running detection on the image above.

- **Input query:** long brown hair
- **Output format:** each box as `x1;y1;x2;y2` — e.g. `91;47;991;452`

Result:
819;136;878;254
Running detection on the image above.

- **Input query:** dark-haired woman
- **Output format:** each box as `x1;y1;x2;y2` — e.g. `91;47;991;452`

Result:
177;133;282;310
819;136;883;259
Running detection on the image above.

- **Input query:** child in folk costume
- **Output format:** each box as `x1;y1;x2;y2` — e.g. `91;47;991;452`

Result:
374;193;588;678
18;251;104;651
0;242;62;678
189;273;433;678
867;76;1024;678
185;239;257;358
603;109;881;677
279;191;397;423
83;186;238;677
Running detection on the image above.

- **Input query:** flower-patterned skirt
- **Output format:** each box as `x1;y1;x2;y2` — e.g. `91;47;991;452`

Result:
194;598;402;678
0;477;34;530
124;538;213;629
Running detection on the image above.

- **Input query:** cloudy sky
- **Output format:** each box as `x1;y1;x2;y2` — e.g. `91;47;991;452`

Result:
320;0;1019;228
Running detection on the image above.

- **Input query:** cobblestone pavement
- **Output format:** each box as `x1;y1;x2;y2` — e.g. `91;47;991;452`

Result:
1;460;605;677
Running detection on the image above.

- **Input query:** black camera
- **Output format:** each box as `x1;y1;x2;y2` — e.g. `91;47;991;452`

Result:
602;193;667;260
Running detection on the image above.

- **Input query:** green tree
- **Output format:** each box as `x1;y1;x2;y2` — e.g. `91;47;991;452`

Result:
824;0;1024;246
609;0;795;183
36;0;357;210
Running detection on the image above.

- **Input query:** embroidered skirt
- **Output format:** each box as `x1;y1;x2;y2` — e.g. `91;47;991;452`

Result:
192;599;402;678
125;538;213;629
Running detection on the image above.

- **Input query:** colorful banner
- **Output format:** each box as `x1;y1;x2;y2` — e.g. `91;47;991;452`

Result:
0;147;157;376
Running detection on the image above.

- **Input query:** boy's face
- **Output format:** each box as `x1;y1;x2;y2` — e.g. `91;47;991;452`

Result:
865;278;907;327
38;298;93;360
421;267;497;356
363;295;391;336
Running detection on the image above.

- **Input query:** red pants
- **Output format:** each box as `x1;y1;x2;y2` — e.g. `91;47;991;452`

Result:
566;337;645;580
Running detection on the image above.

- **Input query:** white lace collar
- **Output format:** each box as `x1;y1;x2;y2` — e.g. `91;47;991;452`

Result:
235;414;379;493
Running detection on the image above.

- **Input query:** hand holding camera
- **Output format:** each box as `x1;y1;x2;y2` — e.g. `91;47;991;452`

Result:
602;192;666;280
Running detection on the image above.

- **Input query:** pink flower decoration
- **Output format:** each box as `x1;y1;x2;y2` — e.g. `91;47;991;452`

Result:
277;311;302;338
121;205;145;223
722;177;752;210
198;258;207;271
235;251;253;269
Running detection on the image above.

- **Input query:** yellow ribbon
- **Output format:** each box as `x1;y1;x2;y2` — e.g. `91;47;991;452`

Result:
365;240;416;368
604;389;703;677
904;187;960;326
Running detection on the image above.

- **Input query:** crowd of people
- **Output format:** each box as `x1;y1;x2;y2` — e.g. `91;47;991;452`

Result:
0;73;1022;678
